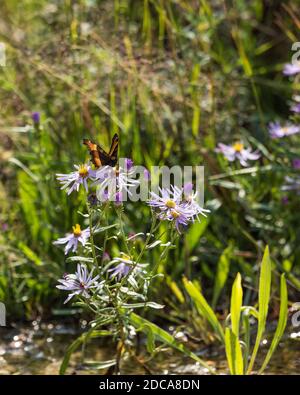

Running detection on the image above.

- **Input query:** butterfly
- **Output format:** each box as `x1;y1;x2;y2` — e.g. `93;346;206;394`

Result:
83;133;119;168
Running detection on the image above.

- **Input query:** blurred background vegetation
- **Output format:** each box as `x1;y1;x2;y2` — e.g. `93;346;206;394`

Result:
0;0;299;326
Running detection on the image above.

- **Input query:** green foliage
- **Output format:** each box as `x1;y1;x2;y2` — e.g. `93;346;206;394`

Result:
184;246;288;375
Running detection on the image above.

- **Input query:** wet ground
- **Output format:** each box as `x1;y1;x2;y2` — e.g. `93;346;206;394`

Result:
0;321;299;375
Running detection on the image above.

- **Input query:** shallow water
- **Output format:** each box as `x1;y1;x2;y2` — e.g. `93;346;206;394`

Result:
0;321;299;375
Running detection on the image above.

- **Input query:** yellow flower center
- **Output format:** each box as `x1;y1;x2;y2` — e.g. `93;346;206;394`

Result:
165;199;176;208
72;224;82;237
122;254;131;262
170;209;180;219
233;142;244;152
78;165;89;178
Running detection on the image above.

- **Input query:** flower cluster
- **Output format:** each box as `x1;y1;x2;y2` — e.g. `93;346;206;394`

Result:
56;159;138;202
148;184;209;232
54;140;211;310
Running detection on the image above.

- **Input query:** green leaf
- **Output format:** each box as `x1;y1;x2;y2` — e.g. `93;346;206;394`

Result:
129;313;215;374
258;274;288;374
225;328;234;374
225;328;244;375
231;273;243;338
212;245;232;308
146;326;156;354
183;277;225;343
247;246;271;374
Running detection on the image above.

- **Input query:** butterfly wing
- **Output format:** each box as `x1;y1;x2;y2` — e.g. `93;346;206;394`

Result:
83;139;109;168
83;134;119;167
108;133;119;166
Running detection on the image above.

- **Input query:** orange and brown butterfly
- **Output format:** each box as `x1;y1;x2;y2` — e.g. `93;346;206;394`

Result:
83;133;119;168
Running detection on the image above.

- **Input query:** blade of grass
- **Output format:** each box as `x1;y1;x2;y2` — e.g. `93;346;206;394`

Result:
225;327;244;375
231;272;243;338
247;246;271;374
258;274;288;374
183;277;225;343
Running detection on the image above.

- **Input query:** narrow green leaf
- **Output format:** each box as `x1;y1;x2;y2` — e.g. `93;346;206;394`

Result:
212;245;232;308
258;274;288;374
247;246;271;374
183;277;225;343
225;328;244;375
231;273;243;338
225;328;235;374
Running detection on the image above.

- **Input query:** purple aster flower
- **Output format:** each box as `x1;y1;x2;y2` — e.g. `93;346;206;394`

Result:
282;176;300;194
94;161;139;199
215;142;260;167
283;62;300;76
148;186;182;212
57;264;100;304
292;159;300;170
31;112;40;124
107;262;131;281
56;164;96;195
107;255;147;284
148;186;208;232
268;122;300;138
53;224;90;254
